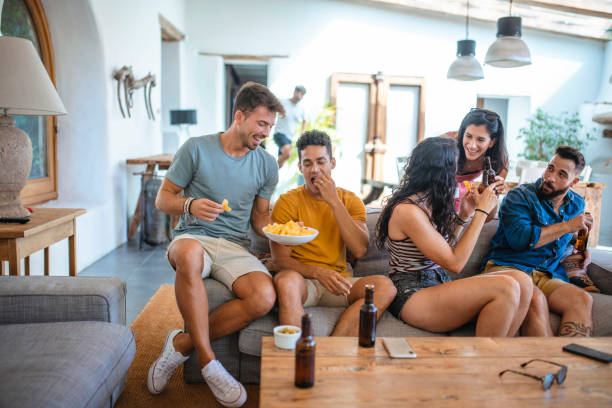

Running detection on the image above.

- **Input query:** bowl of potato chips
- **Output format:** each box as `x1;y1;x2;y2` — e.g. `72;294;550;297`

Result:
263;220;318;246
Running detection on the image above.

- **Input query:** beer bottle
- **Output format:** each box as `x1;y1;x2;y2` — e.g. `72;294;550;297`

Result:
478;156;497;194
359;284;377;347
295;313;315;388
575;212;591;252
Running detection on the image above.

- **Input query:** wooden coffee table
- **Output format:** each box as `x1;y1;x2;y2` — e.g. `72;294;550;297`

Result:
260;337;612;407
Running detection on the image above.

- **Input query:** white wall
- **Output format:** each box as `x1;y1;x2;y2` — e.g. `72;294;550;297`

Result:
184;0;603;142
16;0;187;276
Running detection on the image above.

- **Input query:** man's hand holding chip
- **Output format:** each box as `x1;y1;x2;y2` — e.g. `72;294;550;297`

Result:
189;198;224;222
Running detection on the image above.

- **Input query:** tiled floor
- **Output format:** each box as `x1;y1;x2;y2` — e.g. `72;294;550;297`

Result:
79;240;175;324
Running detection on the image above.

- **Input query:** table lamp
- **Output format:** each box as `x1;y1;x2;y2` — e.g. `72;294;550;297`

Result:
0;36;66;221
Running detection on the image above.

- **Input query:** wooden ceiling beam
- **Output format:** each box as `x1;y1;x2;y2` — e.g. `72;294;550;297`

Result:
513;0;612;19
362;0;612;41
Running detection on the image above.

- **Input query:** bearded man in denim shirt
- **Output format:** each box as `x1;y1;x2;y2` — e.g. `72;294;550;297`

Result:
483;146;594;337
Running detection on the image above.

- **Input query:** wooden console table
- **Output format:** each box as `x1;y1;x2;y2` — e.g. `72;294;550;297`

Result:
0;208;86;276
126;154;174;240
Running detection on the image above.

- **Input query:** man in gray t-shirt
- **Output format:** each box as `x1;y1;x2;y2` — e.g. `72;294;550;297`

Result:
147;82;285;407
273;85;307;168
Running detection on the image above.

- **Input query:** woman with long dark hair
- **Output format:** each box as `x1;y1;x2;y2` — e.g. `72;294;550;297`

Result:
376;137;532;336
455;108;508;213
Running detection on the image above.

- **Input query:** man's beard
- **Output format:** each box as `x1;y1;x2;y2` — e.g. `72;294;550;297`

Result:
537;181;569;200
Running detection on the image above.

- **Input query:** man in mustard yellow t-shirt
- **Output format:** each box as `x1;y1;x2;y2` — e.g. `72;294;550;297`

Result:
270;130;396;335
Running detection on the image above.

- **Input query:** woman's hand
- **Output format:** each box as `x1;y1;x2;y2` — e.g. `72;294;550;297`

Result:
493;175;506;195
459;189;477;220
475;180;503;214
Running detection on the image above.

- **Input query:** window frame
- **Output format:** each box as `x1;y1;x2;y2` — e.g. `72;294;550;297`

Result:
16;0;58;205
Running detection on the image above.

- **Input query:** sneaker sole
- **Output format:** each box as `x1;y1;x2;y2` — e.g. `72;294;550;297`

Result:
147;329;181;395
214;383;247;407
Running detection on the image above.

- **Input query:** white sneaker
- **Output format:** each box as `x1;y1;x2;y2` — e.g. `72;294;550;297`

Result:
201;360;247;407
147;329;189;395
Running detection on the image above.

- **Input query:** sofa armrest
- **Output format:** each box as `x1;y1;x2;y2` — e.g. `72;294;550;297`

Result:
0;276;126;325
587;263;612;296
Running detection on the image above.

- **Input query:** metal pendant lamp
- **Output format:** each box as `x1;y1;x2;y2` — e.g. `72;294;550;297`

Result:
485;0;531;67
447;0;484;81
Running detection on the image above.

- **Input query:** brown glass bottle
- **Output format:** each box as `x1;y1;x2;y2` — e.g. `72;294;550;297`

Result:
295;313;315;388
359;284;377;348
575;212;591;252
478;156;497;194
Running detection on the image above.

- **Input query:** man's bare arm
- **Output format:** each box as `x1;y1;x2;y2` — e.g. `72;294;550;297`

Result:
251;196;273;238
535;213;592;248
270;241;351;296
156;178;187;215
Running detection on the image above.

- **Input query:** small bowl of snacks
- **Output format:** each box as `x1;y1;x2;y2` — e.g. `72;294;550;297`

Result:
273;325;302;350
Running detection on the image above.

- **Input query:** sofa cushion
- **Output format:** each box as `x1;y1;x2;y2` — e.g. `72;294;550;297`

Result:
353;207;390;277
0;321;135;408
0;276;127;325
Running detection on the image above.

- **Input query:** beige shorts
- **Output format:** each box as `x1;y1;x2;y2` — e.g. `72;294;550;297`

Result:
483;261;568;298
303;277;360;307
166;233;270;290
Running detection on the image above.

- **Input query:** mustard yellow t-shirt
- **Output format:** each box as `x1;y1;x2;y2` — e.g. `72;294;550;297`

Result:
271;186;367;277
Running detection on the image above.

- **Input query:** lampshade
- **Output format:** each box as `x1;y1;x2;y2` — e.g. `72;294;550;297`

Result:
0;36;67;115
170;109;197;125
0;36;66;219
485;16;531;68
447;40;484;81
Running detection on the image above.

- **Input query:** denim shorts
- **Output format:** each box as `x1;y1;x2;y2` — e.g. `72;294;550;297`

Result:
273;132;291;153
388;269;451;318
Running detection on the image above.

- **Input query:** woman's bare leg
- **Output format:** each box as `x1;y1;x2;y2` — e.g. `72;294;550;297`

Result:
399;274;521;337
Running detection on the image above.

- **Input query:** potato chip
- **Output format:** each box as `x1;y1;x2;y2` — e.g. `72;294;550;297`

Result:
463;181;472;192
264;220;313;236
221;199;232;212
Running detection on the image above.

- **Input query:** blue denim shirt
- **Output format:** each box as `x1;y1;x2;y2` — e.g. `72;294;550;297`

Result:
483;178;585;281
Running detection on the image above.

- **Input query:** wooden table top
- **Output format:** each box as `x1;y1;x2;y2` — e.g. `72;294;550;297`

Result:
260;336;612;407
0;208;86;239
126;154;174;166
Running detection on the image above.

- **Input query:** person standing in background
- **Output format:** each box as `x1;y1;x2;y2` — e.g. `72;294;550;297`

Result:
274;85;307;168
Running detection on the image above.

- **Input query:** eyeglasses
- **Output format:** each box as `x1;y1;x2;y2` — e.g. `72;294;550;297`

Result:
499;359;567;390
469;108;500;122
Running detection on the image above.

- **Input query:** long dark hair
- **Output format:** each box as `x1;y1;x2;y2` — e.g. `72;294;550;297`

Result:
376;137;458;249
457;108;508;174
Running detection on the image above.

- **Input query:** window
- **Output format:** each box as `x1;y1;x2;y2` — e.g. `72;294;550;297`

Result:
1;0;58;205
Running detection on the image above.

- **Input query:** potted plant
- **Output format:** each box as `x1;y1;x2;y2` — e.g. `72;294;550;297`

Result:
517;108;596;161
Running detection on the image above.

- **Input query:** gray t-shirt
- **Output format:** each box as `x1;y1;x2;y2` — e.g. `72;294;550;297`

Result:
166;133;278;247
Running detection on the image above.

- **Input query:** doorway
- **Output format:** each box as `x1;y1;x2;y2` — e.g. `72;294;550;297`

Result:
225;63;268;128
330;72;425;194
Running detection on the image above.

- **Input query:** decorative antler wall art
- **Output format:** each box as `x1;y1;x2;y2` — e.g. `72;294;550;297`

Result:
112;66;156;120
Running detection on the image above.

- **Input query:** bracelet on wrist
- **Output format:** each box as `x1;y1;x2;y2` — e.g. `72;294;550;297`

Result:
187;198;195;214
183;197;194;215
474;208;489;217
455;216;468;226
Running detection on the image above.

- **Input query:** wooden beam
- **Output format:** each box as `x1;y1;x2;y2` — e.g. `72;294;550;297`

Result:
514;0;612;19
159;14;185;42
362;0;612;41
199;52;289;61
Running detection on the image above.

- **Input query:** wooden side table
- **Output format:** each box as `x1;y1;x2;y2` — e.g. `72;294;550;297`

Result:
126;154;174;240
0;208;86;276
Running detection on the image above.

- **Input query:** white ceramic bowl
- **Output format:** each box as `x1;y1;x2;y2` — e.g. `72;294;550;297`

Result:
273;325;301;350
263;227;319;246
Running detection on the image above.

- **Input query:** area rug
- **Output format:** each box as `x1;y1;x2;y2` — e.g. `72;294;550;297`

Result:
115;284;259;407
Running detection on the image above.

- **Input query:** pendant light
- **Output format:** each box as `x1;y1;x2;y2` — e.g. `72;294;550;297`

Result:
485;0;531;67
447;0;484;81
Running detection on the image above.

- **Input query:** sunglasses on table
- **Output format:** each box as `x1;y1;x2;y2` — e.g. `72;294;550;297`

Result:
499;359;567;390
